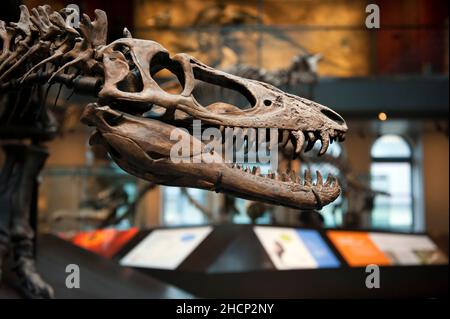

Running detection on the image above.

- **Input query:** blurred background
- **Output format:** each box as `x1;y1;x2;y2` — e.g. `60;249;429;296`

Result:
1;0;448;252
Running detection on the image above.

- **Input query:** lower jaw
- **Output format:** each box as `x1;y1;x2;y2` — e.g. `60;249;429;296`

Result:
218;168;320;210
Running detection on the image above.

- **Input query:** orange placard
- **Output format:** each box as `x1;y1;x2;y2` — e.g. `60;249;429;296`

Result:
327;231;391;267
69;228;138;258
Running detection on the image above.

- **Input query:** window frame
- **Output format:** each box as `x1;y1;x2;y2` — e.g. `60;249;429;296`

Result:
370;134;415;231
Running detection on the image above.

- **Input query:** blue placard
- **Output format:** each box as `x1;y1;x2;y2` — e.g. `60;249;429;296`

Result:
297;229;340;268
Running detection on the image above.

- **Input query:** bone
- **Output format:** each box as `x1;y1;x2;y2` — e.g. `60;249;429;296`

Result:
50;9;79;35
305;132;316;152
61;7;80;32
319;132;329;156
280;129;290;147
292;130;305;154
334;177;340;188
325;174;333;187
123;27;132;38
0;44;44;82
30;6;61;39
0;6;35;75
304;169;312;186
316;170;323;186
0;21;13;64
20;42;70;83
10;5;33;36
290;170;297;182
80;10;108;47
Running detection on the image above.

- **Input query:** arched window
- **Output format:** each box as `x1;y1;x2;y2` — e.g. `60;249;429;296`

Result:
370;135;413;230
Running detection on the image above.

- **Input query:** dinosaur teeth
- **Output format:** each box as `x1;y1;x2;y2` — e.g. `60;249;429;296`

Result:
316;170;323;186
280;129;290;147
333;177;339;188
319;132;329;156
290;170;297;182
252;166;261;176
292;130;305;154
305;132;316;152
325;174;333;186
304;169;312;186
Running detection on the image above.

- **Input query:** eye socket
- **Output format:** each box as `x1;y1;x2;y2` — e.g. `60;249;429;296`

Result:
264;100;272;106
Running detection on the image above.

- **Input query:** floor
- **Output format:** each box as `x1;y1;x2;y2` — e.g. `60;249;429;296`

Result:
0;234;194;299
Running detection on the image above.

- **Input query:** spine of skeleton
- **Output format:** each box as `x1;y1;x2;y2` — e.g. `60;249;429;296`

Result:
0;5;106;92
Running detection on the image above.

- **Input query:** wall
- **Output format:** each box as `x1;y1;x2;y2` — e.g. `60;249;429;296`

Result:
422;130;449;237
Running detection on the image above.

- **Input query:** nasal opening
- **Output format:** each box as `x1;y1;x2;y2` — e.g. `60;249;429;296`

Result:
320;109;345;126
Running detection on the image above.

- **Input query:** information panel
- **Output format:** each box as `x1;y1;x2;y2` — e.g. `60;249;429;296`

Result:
66;227;138;258
254;226;340;270
369;233;448;265
120;226;213;270
327;231;448;267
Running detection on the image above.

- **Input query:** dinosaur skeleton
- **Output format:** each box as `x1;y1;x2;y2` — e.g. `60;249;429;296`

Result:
0;5;347;297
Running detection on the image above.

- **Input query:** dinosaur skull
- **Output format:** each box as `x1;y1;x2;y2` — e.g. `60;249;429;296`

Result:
82;37;348;209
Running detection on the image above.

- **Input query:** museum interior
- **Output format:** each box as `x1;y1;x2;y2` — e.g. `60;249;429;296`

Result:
0;0;448;299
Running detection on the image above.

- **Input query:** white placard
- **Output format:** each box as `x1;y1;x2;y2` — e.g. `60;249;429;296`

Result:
254;226;317;269
120;226;212;270
369;233;447;265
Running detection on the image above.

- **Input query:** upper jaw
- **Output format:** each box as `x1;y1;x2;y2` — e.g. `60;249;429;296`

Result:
164;94;348;157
